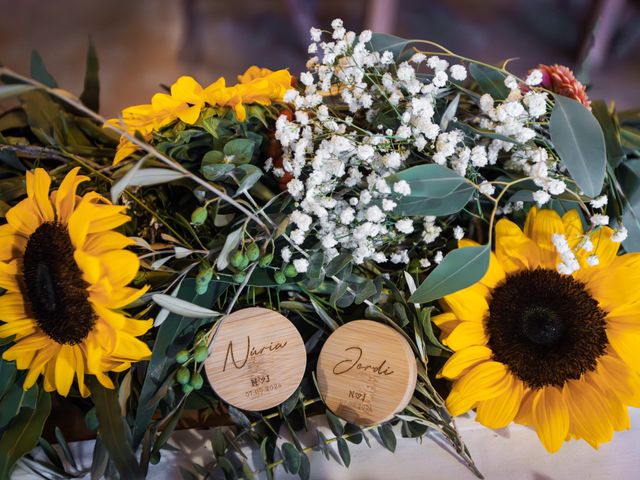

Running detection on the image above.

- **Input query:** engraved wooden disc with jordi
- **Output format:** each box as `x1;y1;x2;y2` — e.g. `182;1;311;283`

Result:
317;320;417;425
204;307;306;411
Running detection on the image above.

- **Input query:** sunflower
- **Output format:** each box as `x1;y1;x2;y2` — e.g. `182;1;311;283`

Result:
435;207;640;452
0;168;152;397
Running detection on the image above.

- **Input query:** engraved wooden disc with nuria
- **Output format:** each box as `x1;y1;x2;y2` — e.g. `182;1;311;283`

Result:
316;320;417;425
204;307;307;411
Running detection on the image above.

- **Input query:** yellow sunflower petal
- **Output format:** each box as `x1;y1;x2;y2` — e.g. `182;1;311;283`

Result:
99;250;139;288
26;168;55;222
531;386;569;453
23;343;59;390
83;231;135;256
524;208;564;268
5;198;42;237
0;319;37;338
3;333;50;368
476;375;524;429
495;218;541;273
432;312;460;337
585;227;619;268
445;361;509;415
92;371;115;389
100;285;149;310
110;332;151;362
580;253;640;309
607;327;640;373
444;321;488;350
607;303;640;335
439;345;493;379
54;344;76;397
562;209;584;246
74;250;102;285
0;260;21;292
513;388;535;425
55;167;89;224
595;354;640;406
72;345;90;398
443;285;489;323
43;362;56;392
564;380;614;448
0;292;29;321
0;224;27;262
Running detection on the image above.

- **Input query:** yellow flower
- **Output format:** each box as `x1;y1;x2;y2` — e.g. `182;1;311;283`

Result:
0;168;152;397
436;207;640;452
107;67;292;165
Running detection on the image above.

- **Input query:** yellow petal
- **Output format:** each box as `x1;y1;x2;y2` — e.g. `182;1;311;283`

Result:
170;76;204;105
495;218;541;273
74;250;102;285
23;343;58;390
431;312;460;337
0;260;20;292
55;167;89;224
110;331;151;362
594;353;640;406
0;292;29;321
99;250;139;288
564;380;613;448
607;303;640;335
6;198;42;236
524;208;564;268
445;321;488;350
584;227;619;268
531;386;569;453
607;327;640;373
445;361;509;415
443;285;489;323
562;209;584;245
72;345;89;397
83;231;135;256
26;168;55;222
100;285;149;310
0;224;27;262
581;253;640;310
439;345;492;379
0;319;37;337
176;104;202;124
476;375;524;429
55;344;76;397
3;333;50;365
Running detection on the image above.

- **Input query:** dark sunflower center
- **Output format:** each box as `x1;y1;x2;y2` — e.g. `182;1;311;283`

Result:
22;222;96;345
486;268;607;388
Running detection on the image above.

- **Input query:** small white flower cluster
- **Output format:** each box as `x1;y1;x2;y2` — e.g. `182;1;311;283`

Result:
552;234;580;274
277;20;476;265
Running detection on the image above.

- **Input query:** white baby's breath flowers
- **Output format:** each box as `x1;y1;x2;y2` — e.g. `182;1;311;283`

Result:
449;64;467;81
533;190;551;206
586;255;600;267
612;225;628;243
479;181;495;196
590;214;610;227
590;195;608;209
434;251;444;264
293;258;309;273
453;226;464;240
525;69;543;86
552;234;580;274
281;246;292;262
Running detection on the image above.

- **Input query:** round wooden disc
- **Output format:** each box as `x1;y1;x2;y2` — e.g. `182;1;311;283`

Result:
317;320;417;425
204;307;306;411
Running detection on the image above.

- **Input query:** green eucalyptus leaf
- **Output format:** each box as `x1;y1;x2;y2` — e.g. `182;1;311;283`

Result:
469;63;508;100
378;423;397;453
410;244;490;303
325;410;344;436
550;94;606;197
387;164;474;216
325;253;351;277
618;159;640;252
297;453;311;480
30;50;58;88
337;437;351;467
0;388;51;479
217;227;243;271
227;405;251;428
211;429;227;458
591;100;625;168
87;377;143;480
80;39;100;111
281;443;301;474
368;33;409;60
122;168;187;187
235;164;263;194
223;138;254;163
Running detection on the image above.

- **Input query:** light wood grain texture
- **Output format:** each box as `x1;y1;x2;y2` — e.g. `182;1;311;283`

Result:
317;320;417;426
204;307;306;411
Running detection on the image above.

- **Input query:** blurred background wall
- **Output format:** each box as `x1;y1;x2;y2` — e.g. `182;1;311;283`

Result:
0;0;638;117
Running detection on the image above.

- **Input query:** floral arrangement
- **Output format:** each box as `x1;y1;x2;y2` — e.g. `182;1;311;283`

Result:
0;19;639;479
